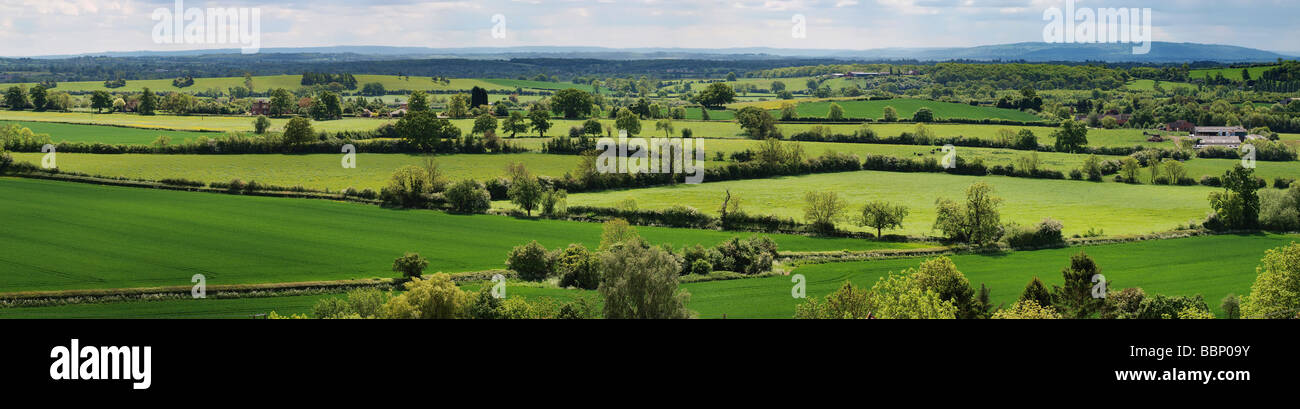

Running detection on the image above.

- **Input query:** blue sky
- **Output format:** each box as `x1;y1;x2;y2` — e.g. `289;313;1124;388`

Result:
1;0;1297;56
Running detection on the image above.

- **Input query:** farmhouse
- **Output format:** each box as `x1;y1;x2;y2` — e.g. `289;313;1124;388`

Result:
249;99;270;116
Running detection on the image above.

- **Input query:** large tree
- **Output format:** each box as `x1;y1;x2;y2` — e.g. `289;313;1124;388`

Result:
1052;251;1106;319
1209;164;1263;230
933;182;1003;245
407;90;430;112
502;111;528;137
598;237;691;319
90;91;113;113
614;108;641;136
694;82;736;108
5;86;26;110
1051;119;1089;153
735;106;778;139
527;105;552;138
283;117;315;144
858;201;908;238
550;88;593;119
1241;243;1300;318
396;110;460;151
138;88;157;115
269;88;294;116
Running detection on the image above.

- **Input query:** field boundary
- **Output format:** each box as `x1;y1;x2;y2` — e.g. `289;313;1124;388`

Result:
0;270;515;309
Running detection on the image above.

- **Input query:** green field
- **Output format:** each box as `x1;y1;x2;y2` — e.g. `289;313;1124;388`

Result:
775;98;1045;122
1;120;217;145
555;170;1219;236
0;177;924;293
0;110;394;133
9;152;585;191
683;233;1297;318
1189;65;1278;81
6;233;1290;318
1125;80;1196;91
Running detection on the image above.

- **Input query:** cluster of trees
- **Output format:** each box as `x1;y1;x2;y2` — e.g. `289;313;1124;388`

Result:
300;72;358;89
4;85;73;112
796;256;989;319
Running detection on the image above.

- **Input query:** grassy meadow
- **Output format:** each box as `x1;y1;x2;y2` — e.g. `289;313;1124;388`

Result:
0;177;925;293
553;170;1220;237
774;98;1044;122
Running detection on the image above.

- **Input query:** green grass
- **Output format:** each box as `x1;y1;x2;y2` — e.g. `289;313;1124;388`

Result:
0;294;334;319
683;107;736;120
682;233;1298;318
0;110;394;133
1124;80;1196;91
1189;65;1278;81
0;177;923;293
481;79;594;92
9;152;584;192
776;98;1044;122
12;233;1291;318
556;170;1218;236
1;120;217;145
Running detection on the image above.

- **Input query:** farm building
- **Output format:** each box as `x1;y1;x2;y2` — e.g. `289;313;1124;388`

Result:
1192;126;1247;138
1191;126;1249;149
249;99;270;115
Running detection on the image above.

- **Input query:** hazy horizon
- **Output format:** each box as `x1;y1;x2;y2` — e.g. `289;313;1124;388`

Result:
1;0;1297;57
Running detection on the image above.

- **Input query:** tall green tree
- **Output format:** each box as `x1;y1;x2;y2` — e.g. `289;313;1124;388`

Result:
858;201;908;238
527;105;552;138
1052;251;1106;319
694;83;736;108
599;237;692;319
1052;119;1089;153
269;88;294;116
5;86;26;110
933;182;1003;245
138;88;157;115
407;90;430;112
550;88;594;118
283;117;315;144
1209;164;1263;229
502;111;528;137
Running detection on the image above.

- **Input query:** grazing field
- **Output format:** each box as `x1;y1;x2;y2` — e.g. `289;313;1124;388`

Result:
481;79;595;92
556;170;1218;236
0;120;216;145
1189;65;1278;81
1124;80;1196;91
9;152;585;191
683;233;1297;318
8;233;1290;318
0;110;394;133
0;177;925;293
776;98;1045;122
2;110;1183;149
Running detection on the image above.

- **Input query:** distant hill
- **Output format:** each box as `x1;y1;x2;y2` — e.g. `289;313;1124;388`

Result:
26;42;1294;63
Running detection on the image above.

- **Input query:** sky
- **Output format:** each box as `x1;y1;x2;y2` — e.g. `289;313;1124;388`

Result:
0;0;1297;57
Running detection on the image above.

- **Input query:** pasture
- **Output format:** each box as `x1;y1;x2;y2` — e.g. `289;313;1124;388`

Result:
3;232;1289;318
683;233;1297;318
775;98;1045;122
0;177;924;293
0;120;215;145
556;170;1219;236
1189;65;1278;81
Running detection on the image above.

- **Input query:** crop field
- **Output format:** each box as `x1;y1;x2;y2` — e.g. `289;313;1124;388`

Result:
555;170;1219;236
0;110;395;133
1189;65;1278;81
683;233;1299;318
774;98;1045;122
0;120;216;145
7;232;1290;319
0;177;925;293
1124;79;1196;91
7;152;587;191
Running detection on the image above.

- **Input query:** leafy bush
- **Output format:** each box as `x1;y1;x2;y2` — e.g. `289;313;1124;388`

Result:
1135;294;1210;319
379;274;469;319
467;285;504;319
444;179;491;214
598;237;691;319
507;241;553;281
992;300;1061;319
554;244;600;290
1003;217;1066;249
392;252;429;278
714;236;778;275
